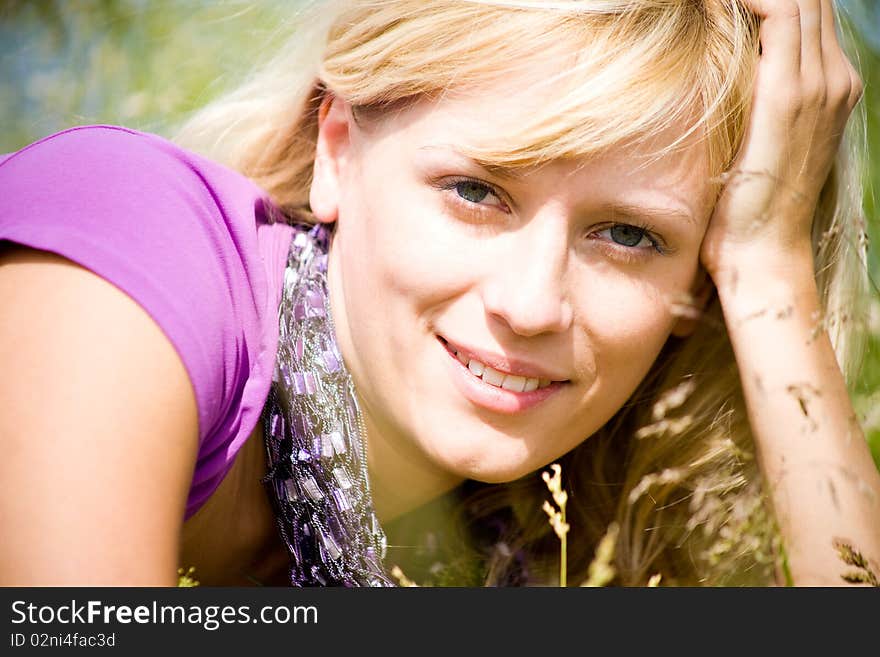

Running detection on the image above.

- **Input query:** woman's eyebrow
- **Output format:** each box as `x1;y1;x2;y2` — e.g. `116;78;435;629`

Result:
604;201;698;227
417;145;526;181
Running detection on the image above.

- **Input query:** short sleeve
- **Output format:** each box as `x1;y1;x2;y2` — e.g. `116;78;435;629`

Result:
0;125;293;518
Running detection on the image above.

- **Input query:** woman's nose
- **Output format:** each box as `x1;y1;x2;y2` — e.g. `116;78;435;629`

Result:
481;218;574;337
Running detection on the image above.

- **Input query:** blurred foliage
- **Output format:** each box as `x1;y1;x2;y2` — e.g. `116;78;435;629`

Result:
0;0;292;143
1;0;879;462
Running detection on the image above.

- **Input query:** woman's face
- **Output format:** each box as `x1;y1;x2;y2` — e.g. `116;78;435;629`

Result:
314;86;714;494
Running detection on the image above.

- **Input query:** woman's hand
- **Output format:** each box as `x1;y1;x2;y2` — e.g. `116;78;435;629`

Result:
700;0;863;286
696;0;880;586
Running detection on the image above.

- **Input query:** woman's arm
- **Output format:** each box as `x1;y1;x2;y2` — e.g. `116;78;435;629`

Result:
701;0;879;584
714;246;880;585
0;247;199;585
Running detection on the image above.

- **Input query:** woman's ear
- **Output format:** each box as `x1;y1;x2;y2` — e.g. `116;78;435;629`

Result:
309;92;352;224
670;266;715;338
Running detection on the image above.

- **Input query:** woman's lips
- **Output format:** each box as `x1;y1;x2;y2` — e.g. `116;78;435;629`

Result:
438;336;568;383
439;337;565;414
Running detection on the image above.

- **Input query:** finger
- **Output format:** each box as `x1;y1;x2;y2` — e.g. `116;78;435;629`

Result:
796;0;824;79
820;0;861;110
844;59;864;111
819;0;841;55
738;0;803;83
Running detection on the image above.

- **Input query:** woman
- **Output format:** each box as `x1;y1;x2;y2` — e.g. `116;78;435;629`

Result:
1;0;877;586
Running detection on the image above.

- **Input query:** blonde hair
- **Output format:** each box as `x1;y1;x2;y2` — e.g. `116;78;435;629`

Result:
177;0;871;586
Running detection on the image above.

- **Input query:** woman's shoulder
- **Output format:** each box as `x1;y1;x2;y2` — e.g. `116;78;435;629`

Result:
0;243;200;585
0;124;295;520
0;124;292;358
1;123;268;211
5;123;159;156
2;124;190;173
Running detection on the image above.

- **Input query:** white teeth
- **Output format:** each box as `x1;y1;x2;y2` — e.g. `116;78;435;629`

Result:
501;375;526;392
454;347;554;392
481;366;505;387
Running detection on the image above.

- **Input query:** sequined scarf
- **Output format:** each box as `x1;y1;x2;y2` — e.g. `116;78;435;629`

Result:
259;223;396;587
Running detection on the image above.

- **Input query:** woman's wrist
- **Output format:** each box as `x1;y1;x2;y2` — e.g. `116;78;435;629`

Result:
708;243;819;321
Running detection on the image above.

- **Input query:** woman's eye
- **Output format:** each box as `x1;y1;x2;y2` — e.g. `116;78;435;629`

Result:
434;176;509;224
454;180;493;204
608;224;651;248
593;224;656;249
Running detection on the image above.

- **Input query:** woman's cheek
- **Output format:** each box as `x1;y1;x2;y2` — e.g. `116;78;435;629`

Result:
380;216;481;301
581;279;675;360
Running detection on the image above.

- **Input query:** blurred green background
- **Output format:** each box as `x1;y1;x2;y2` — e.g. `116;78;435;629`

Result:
1;0;879;464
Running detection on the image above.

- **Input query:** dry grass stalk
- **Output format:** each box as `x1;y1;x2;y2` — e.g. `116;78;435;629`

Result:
833;538;880;587
581;522;619;587
635;416;694;440
542;463;569;586
650;379;697;421
628;468;685;505
635;379;697;439
177;566;200;587
390;565;420;587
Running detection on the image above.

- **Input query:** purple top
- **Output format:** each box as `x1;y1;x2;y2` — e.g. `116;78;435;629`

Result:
0;125;294;519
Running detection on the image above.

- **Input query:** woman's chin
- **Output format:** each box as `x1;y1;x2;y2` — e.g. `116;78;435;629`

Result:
437;450;543;485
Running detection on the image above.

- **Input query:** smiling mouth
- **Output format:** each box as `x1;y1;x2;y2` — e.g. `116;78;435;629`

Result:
438;337;565;393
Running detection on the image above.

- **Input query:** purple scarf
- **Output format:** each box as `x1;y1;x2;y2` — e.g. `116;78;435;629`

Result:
260;223;396;587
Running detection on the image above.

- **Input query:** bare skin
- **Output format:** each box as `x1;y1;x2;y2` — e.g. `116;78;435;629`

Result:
702;0;880;584
2;0;876;587
0;248;197;585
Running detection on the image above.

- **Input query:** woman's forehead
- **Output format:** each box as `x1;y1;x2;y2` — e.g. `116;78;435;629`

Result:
391;63;709;171
369;86;710;178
